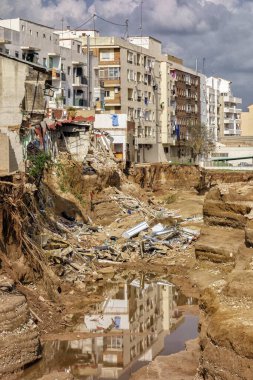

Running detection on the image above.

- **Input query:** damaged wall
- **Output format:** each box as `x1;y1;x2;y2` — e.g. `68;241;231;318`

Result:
0;133;19;174
0;54;48;171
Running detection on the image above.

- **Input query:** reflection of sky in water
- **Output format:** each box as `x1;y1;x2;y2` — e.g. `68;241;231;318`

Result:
22;279;198;380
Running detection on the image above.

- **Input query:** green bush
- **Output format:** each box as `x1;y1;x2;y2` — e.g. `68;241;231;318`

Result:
28;152;51;180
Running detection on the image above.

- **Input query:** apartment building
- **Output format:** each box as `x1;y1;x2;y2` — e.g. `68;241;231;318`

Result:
241;105;253;136
164;55;201;160
83;33;166;163
206;77;242;139
0;18;88;109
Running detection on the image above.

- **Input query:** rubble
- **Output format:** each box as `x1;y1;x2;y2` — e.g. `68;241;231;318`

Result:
33;187;201;286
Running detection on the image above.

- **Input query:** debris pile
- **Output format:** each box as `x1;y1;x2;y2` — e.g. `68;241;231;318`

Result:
36;187;200;284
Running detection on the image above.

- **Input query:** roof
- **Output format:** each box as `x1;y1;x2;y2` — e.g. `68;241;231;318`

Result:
47;115;94;130
0;52;48;72
19;18;54;30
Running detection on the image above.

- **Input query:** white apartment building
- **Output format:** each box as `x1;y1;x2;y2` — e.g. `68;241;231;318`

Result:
0;18;88;109
206;77;242;140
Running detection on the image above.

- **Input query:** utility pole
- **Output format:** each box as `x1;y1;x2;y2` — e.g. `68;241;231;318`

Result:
61;17;64;38
87;34;91;108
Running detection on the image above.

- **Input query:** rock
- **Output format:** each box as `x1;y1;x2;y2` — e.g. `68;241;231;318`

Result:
0;276;14;291
0;292;40;376
226;270;253;298
98;266;115;274
245;219;253;246
195;226;244;263
37;371;74;380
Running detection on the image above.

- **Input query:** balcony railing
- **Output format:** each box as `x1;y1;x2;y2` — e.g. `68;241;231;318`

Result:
105;94;121;105
223;95;242;104
73;98;88;107
73;76;88;86
135;136;156;145
0;27;12;44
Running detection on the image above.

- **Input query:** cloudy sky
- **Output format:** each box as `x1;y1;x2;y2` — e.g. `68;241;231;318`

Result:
1;0;252;109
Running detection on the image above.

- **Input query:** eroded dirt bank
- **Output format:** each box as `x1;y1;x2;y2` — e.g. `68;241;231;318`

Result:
2;161;253;379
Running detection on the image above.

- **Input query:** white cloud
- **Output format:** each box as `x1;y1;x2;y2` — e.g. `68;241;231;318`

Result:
89;0;139;19
0;0;89;28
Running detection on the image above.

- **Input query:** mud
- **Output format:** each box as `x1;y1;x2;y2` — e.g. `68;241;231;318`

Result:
2;161;253;380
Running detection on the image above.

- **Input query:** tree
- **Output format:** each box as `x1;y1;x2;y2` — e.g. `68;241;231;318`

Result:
186;123;215;163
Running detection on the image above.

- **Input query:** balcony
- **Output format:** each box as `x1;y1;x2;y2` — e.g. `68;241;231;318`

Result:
72;60;86;66
73;76;88;86
99;58;120;66
73;98;88;107
101;78;121;87
224;128;241;136
135;136;156;145
0;27;12;44
105;94;121;106
223;95;242;104
224;118;235;124
50;68;61;80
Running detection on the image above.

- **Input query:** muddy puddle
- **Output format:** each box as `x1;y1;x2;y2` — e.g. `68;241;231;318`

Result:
22;277;198;380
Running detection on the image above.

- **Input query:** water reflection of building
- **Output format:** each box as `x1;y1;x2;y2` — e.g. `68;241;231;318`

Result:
21;280;196;380
69;280;178;379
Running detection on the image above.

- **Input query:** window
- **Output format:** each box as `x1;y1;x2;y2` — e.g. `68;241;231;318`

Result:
99;67;120;80
103;354;117;364
43;58;47;67
30;29;32;35
48;56;53;69
106;336;123;349
127;51;133;63
68;89;71;98
61;63;64;71
127;69;134;81
77;45;81;53
67;66;71;75
15;51;19;58
100;50;114;61
37;31;39;37
43;33;46;39
5;49;9;55
104;90;113;99
21;25;25;31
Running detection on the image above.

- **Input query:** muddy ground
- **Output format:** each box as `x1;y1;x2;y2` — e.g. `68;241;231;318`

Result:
2;163;253;380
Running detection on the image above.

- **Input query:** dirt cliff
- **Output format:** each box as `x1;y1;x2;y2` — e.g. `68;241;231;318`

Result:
194;181;253;380
0;277;40;378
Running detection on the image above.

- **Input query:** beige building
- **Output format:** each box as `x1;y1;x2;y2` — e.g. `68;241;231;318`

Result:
83;34;167;163
241;105;253;136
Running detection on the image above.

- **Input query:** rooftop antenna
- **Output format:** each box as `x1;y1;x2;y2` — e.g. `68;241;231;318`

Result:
126;19;129;38
61;17;64;38
202;57;206;75
140;0;143;37
195;58;198;73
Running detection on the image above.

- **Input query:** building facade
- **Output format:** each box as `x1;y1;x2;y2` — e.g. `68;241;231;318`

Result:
241;105;253;136
206;77;242;140
0;18;88;109
166;56;201;160
84;34;166;163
